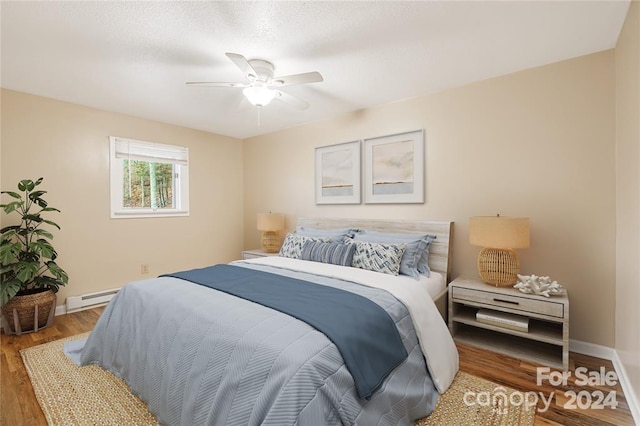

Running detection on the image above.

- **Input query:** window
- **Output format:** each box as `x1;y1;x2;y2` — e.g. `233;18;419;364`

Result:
109;136;189;218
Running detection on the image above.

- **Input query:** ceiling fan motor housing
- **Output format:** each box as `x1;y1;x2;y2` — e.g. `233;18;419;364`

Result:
247;59;274;83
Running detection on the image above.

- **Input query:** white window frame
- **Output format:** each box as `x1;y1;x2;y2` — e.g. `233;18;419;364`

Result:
109;136;189;219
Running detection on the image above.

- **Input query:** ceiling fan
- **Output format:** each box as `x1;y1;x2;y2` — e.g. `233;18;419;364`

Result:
186;53;323;110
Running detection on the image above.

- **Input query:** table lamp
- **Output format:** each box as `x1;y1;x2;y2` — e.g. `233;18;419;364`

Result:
469;215;530;286
257;212;285;253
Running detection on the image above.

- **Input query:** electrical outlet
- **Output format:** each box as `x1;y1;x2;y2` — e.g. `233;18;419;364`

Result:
141;264;149;274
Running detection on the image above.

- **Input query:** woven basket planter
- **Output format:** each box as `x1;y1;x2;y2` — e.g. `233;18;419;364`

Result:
1;289;57;335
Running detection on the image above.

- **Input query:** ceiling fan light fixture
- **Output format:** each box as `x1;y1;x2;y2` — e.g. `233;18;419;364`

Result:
243;86;276;107
188;53;322;110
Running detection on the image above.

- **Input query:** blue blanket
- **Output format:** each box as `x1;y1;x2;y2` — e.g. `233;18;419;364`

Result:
162;264;407;399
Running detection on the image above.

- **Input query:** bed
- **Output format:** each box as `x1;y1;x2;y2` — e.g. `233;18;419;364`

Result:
67;218;458;425
295;217;454;320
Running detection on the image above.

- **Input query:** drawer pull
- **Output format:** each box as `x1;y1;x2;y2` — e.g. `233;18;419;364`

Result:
493;298;519;305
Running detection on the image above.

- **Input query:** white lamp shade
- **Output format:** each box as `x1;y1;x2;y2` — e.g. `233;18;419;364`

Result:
257;212;285;231
243;86;277;107
469;216;530;249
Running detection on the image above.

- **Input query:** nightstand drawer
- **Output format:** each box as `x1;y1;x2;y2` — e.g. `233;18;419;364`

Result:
451;286;564;318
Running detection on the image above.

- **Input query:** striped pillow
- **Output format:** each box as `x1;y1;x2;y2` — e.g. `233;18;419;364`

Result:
349;240;406;276
300;241;356;266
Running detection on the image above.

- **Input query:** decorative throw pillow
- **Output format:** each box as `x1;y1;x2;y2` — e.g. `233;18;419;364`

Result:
354;231;436;278
348;240;405;276
300;240;356;266
278;233;328;259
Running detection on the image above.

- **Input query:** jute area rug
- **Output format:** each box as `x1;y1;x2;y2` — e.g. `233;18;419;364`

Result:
22;334;535;425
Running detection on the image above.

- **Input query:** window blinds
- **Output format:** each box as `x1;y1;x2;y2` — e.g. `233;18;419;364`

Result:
113;137;188;165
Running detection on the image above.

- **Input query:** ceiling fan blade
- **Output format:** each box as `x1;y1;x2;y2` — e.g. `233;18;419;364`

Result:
275;90;309;110
271;71;323;88
186;81;249;88
226;52;258;80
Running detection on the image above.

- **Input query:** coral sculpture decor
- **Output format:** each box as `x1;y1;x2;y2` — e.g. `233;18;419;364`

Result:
514;274;564;297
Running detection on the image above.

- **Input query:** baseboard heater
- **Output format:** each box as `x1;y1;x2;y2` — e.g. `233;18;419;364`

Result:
66;288;120;313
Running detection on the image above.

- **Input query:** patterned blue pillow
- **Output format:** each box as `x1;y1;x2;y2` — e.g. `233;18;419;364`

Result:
348;240;406;276
300;241;356;266
279;233;329;259
354;231;436;278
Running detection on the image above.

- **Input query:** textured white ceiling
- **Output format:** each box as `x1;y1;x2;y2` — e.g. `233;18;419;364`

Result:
1;1;630;139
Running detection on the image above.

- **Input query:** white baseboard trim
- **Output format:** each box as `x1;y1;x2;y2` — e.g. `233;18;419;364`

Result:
570;339;639;425
569;338;616;360
612;350;640;426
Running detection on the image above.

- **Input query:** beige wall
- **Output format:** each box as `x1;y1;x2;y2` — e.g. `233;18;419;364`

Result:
244;51;617;347
0;31;626;355
615;0;640;408
1;89;244;307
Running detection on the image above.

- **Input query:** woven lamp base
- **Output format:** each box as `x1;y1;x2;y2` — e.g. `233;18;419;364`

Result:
477;247;520;287
261;231;280;253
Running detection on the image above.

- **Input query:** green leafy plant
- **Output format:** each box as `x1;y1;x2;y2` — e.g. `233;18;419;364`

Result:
0;178;68;305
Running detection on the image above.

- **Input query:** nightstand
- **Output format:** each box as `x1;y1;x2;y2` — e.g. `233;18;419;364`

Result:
241;249;280;260
448;275;569;370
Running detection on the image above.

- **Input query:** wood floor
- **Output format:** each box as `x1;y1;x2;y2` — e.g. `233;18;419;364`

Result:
458;344;634;425
1;307;635;426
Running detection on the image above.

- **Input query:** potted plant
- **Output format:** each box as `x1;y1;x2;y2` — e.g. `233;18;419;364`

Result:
0;178;68;334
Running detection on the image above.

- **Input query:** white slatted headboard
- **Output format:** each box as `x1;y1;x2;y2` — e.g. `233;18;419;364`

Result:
296;218;454;283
